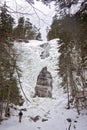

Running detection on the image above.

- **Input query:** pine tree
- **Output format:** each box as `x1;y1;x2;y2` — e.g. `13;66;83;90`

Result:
47;12;87;108
0;3;14;41
13;17;42;40
13;17;25;40
0;3;21;120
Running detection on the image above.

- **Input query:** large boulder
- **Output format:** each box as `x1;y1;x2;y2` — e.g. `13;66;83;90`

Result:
34;67;53;97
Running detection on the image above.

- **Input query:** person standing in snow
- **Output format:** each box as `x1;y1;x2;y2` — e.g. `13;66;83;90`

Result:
19;110;23;122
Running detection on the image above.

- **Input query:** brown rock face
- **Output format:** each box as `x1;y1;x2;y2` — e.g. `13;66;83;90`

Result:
34;67;53;97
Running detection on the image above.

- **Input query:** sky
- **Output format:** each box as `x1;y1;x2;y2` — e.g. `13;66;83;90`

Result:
0;39;87;130
1;0;56;41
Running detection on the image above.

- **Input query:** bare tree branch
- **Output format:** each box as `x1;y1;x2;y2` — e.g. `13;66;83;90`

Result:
15;67;31;103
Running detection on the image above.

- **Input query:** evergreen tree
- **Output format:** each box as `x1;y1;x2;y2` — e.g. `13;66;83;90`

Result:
47;11;87;108
0;3;21;120
13;17;25;40
36;31;42;40
13;17;42;40
25;18;41;40
0;3;14;41
24;18;33;39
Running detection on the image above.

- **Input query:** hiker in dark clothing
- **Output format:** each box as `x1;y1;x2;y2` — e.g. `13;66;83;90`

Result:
19;110;23;122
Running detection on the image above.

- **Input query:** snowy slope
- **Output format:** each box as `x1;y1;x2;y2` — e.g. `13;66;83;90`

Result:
0;39;87;130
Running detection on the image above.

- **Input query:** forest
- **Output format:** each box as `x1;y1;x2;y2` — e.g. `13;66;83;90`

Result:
47;0;87;113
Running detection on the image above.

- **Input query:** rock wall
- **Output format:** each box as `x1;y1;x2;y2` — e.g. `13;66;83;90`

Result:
34;67;53;97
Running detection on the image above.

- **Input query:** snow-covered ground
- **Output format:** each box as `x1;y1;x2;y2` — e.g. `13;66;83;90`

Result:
0;39;87;130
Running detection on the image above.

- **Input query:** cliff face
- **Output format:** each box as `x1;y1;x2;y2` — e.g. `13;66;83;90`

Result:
34;67;53;97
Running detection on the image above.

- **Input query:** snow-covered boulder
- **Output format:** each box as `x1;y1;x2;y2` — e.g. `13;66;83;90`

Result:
40;43;50;59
